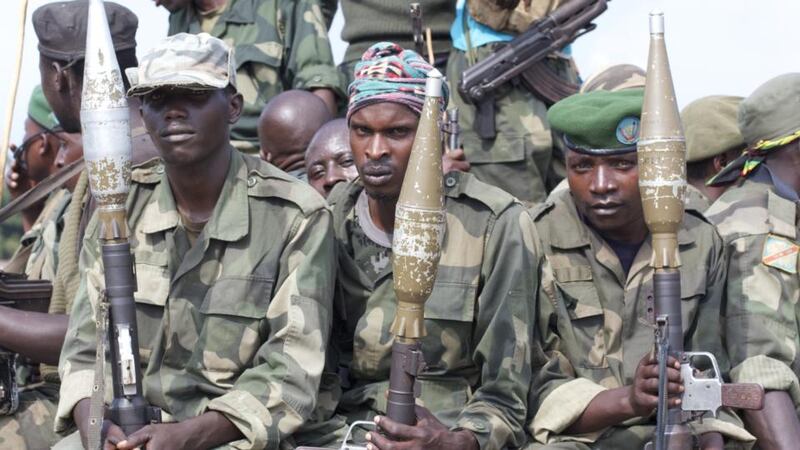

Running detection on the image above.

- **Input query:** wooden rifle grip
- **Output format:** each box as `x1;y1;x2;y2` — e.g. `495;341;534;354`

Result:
721;383;765;410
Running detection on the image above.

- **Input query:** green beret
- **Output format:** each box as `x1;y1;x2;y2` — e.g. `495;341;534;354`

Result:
27;85;58;130
682;95;744;163
739;73;800;149
33;1;137;62
548;88;644;155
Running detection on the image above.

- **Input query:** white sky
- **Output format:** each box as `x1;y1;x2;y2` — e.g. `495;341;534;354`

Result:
1;0;799;147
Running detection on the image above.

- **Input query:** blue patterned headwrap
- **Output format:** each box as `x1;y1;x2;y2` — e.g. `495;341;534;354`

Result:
346;42;449;121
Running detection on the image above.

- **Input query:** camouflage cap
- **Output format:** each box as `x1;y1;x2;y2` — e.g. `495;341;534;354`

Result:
738;73;800;148
548;88;644;155
579;64;646;93
126;33;237;97
682;95;745;162
28;85;59;130
33;1;137;62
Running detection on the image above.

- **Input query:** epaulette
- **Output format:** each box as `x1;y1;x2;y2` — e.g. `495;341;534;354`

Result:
443;171;517;216
243;156;327;217
131;157;163;184
528;200;555;221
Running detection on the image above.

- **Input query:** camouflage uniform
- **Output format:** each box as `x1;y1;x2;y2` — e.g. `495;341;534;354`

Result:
0;189;71;450
55;153;335;449
706;172;800;415
168;0;342;153
328;172;537;450
684;183;711;213
447;45;557;204
524;189;754;448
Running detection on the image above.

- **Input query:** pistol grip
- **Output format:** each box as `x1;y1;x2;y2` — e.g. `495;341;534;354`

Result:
721;383;765;410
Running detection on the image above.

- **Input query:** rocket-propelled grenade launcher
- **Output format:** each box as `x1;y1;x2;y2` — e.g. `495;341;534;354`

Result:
82;0;160;437
640;11;763;450
387;69;447;425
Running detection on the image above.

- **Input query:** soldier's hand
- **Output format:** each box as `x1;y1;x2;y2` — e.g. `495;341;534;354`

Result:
4;154;32;199
629;352;683;417
103;421;127;450
366;406;479;450
114;422;190;450
442;148;470;174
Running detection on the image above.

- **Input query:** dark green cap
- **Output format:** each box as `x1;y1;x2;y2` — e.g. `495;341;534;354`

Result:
681;95;744;162
739;73;800;148
548;88;644;155
33;1;137;62
27;85;59;130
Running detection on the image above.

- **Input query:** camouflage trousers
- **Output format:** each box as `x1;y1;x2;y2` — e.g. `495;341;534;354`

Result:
0;382;63;450
523;423;754;450
445;46;557;204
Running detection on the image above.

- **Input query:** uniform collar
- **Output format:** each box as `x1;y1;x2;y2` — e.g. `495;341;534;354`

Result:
141;151;249;242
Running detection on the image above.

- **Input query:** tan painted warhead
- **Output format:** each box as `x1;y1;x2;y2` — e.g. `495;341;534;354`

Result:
391;69;446;339
638;11;686;269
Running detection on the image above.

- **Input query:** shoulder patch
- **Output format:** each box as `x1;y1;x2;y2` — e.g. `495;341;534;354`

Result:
444;172;517;215
131;157;164;184
243;156;327;216
762;234;799;274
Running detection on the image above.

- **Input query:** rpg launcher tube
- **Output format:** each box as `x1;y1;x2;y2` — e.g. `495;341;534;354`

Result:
640;11;691;450
387;69;446;425
82;0;155;434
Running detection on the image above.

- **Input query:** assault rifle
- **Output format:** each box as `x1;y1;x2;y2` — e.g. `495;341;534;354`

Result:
458;0;607;139
0;271;52;415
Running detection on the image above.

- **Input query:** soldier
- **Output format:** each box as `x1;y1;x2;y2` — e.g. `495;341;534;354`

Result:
305;118;358;198
338;0;454;87
53;33;334;449
524;89;753;449
326;42;536;450
258;90;332;181
160;0;343;153
446;0;580;203
0;4;147;447
705;73;800;448
4;86;67;233
682;95;746;211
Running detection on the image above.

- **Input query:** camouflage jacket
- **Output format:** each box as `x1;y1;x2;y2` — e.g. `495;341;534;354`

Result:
328;172;538;450
168;0;342;152
55;152;335;449
525;189;753;447
5;189;71;281
705;174;800;413
685;183;711;213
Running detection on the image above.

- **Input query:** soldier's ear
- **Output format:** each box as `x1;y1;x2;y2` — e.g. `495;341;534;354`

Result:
228;91;244;124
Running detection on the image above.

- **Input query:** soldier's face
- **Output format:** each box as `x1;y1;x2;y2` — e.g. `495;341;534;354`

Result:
566;149;646;238
349;103;418;201
140;87;242;167
306;132;357;198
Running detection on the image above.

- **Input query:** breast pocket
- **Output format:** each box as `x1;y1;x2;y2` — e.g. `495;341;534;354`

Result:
422;281;478;374
133;255;170;361
554;266;609;369
196;276;274;374
235;43;284;102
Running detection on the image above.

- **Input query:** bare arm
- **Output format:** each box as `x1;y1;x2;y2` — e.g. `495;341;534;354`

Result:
743;391;800;450
0;306;68;365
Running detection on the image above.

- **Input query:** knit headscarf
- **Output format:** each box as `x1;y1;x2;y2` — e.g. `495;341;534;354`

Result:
346;42;449;122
